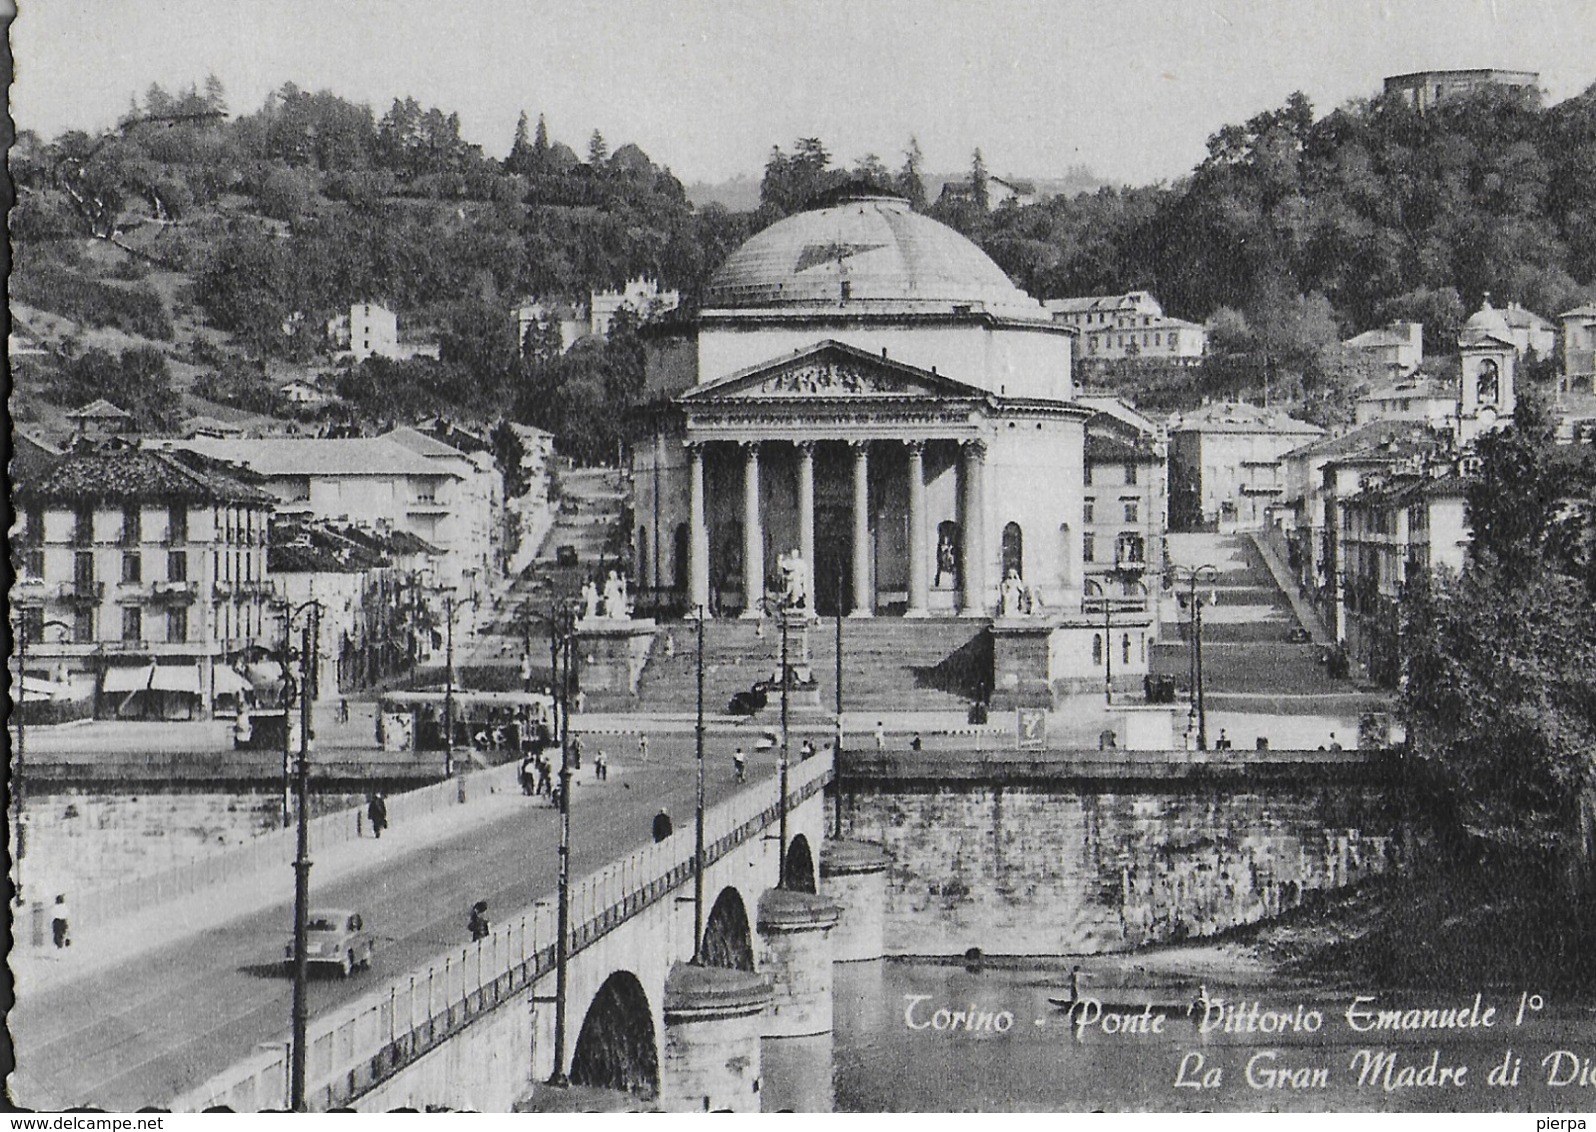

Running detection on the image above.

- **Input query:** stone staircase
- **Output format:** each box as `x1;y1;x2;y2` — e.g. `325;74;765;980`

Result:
1153;532;1363;703
634;616;990;715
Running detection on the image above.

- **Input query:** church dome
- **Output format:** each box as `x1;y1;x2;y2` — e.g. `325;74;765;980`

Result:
1461;298;1511;342
704;190;1046;319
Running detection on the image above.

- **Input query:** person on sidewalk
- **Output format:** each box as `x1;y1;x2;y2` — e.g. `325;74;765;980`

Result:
652;808;673;843
469;900;490;942
51;894;71;949
800;738;816;761
338;698;350;724
874;722;886;751
637;734;649;762
595;751;609;781
367;793;388;839
536;754;553;796
733;747;747;783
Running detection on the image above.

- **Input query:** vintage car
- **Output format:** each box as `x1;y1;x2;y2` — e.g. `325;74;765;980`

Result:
285;908;374;977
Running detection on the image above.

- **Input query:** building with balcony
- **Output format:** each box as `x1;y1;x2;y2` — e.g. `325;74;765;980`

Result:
152;436;476;590
1046;292;1206;370
1561;303;1596;383
1079;399;1168;607
12;447;275;717
1167;402;1323;531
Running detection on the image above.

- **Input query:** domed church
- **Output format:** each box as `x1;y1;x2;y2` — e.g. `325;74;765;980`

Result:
630;187;1099;637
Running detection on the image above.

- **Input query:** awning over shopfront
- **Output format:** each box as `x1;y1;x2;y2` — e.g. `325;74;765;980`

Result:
150;665;202;694
103;665;155;693
212;667;252;696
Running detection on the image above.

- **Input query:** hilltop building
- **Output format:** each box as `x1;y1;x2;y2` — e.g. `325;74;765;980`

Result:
328;303;440;363
1561;303;1596;383
1046;292;1207;369
1341;321;1423;380
1383;68;1539;113
516;278;680;357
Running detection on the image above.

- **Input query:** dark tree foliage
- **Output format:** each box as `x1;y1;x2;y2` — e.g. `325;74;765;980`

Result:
1401;392;1596;865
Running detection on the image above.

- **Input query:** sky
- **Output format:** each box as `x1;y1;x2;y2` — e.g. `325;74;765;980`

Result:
10;0;1596;188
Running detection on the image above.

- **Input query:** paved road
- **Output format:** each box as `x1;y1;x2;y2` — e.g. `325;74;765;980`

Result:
10;741;787;1111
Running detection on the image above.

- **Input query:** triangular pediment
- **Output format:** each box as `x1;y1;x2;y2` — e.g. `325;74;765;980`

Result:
678;341;987;403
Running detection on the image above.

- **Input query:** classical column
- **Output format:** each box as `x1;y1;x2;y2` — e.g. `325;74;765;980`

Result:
960;440;987;615
740;442;764;617
796;441;816;590
905;441;929;617
849;441;872;618
687;442;709;612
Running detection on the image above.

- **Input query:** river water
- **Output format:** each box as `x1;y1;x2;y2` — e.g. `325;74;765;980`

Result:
822;958;1596;1112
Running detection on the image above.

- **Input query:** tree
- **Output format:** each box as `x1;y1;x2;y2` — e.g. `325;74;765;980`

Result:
1465;387;1563;583
896;136;926;209
507;111;534;173
971;148;989;211
853;152;890;187
588;129;608;167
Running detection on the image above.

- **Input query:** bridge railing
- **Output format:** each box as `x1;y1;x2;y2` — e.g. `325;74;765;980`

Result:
169;750;834;1112
70;764;520;934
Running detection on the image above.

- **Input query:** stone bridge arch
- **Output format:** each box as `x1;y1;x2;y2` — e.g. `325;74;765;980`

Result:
570;970;659;1100
782;833;817;893
699;886;755;971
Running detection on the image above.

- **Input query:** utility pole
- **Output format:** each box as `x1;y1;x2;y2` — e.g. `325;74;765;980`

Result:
443;593;455;778
778;609;790;886
288;600;320;1112
833;570;844;839
692;606;706;960
1173;565;1217;751
550;604;572;1087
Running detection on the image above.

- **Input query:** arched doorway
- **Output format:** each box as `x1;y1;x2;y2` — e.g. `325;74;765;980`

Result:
570;971;659;1098
1001;522;1023;580
782;834;817;893
700;887;755;970
935;521;960;589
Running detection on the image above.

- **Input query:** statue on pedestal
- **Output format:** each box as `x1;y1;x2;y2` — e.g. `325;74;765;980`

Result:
580;578;600;622
778;548;809;611
601;570;629;620
1000;569;1025;618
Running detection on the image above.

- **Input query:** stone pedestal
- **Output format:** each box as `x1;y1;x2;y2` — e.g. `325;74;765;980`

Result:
767;610;822;708
818;839;891;962
660;962;772;1113
989;617;1055;710
573;617;657;709
756;888;842;1037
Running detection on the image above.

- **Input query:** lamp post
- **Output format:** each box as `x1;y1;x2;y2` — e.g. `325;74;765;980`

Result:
692;605;706;960
12;613;70;907
283;598;323;1113
539;599;577;1087
832;567;844;839
1171;565;1218;750
440;588;480;778
778;603;790;887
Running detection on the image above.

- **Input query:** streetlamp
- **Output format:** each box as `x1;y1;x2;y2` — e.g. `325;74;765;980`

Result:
692;604;707;960
282;599;323;1113
1171;565;1219;750
521;598;577;1087
438;587;481;778
11;612;71;908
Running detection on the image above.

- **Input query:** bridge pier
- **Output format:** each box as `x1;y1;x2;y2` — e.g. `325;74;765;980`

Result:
819;839;891;962
659;962;771;1113
756;889;841;1037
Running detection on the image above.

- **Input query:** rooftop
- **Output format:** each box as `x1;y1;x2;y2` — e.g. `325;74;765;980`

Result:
18;447;275;507
1284;419;1447;463
1168;402;1323;436
158;436;460;480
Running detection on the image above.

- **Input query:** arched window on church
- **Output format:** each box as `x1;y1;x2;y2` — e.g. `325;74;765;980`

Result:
1001;522;1024;580
1477;358;1500;404
1092;634;1103;666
